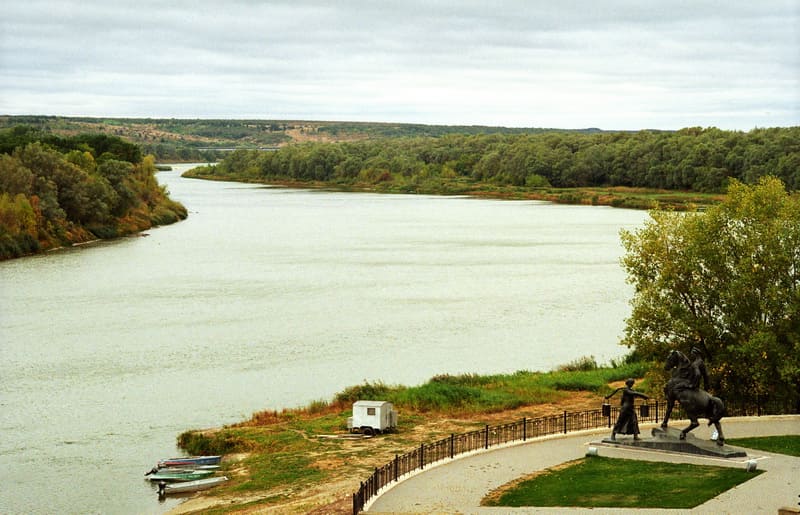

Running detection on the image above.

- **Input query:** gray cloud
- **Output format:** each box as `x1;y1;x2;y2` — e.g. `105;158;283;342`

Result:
1;0;797;129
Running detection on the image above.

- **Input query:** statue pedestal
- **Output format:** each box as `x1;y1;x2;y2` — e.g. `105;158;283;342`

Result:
600;426;747;458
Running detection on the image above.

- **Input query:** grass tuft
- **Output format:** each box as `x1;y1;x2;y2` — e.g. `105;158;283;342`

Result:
557;355;599;372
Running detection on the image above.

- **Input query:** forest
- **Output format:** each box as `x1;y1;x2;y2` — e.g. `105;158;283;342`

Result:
0;115;602;163
0;126;187;259
188;126;799;206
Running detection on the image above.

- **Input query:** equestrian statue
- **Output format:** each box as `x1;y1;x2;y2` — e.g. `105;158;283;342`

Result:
661;347;726;446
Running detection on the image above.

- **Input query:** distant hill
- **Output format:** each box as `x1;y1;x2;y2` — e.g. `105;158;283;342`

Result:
0;115;606;162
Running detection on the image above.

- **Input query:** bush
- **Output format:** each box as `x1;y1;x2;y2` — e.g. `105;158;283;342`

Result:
88;224;118;239
306;399;330;415
177;430;250;455
392;381;486;411
430;373;494;386
557;355;598;372
334;381;397;404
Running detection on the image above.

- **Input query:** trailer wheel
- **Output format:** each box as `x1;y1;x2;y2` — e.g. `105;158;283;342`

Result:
362;427;374;436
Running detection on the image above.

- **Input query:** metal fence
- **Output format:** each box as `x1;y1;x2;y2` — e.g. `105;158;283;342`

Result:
351;397;796;514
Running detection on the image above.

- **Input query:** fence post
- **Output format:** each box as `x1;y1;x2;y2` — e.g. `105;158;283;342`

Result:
655;400;659;423
356;481;367;515
420;444;425;469
523;417;527;441
450;434;455;459
485;424;489;449
394;454;398;481
563;410;567;433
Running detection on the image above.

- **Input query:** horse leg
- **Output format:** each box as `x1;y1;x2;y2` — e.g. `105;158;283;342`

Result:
680;418;699;440
661;393;674;428
713;421;725;446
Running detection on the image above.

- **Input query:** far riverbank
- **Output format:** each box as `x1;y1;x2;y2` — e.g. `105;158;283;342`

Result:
182;165;724;211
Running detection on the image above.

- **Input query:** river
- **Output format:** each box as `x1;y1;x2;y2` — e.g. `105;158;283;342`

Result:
0;164;648;514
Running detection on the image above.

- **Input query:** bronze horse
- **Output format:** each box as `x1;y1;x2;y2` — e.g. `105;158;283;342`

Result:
662;349;726;445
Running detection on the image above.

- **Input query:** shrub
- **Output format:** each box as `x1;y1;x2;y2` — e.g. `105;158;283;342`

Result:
334;380;397;404
557;355;598;372
177;430;250;455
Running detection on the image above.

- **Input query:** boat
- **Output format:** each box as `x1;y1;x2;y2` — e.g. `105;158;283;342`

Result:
154;465;220;473
157;455;222;468
158;476;229;495
146;464;220;476
147;469;215;482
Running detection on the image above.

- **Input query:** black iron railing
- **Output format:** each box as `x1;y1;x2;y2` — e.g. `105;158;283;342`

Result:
352;397;796;514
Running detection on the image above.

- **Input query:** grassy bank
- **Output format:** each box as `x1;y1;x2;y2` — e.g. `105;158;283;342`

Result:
173;358;648;513
182;166;723;211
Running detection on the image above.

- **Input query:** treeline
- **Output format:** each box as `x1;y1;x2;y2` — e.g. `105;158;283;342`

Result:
0;115;605;163
315;121;602;138
196;126;799;194
0;117;230;163
0;126;187;259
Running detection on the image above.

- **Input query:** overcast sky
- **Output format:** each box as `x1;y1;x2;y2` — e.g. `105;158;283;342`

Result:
1;1;798;130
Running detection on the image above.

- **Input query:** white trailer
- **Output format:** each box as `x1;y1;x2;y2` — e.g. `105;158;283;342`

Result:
347;400;398;435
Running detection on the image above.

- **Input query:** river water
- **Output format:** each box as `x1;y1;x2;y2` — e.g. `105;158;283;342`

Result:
0;164;648;514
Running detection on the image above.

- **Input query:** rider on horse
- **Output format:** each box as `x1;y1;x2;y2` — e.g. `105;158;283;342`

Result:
671;346;709;393
662;347;726;445
689;346;709;391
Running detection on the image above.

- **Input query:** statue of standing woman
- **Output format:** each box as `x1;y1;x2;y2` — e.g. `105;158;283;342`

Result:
605;378;649;441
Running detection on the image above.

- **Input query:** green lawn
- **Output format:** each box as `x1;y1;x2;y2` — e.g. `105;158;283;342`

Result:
483;456;761;509
727;435;800;457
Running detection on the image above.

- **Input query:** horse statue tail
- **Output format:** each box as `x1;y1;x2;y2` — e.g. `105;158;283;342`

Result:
706;396;725;425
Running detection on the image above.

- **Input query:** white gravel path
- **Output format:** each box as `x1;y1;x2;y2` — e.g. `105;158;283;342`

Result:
366;415;800;514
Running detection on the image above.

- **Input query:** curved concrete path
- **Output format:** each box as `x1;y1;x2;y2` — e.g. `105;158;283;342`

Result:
366;415;800;514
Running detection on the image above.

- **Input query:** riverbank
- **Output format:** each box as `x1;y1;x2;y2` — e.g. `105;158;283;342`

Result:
181;168;724;211
169;393;606;514
167;362;649;513
0;143;188;260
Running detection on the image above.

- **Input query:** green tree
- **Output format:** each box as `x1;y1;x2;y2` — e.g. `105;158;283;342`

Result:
620;177;800;407
0;154;34;195
0;192;39;258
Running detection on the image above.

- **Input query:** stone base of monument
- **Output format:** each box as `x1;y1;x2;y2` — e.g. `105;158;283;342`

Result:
599;426;747;458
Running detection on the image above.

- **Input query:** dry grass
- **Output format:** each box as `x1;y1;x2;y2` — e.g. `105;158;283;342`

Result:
169;392;602;514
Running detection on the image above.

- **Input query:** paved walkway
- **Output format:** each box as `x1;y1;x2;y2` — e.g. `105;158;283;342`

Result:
366;415;800;514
